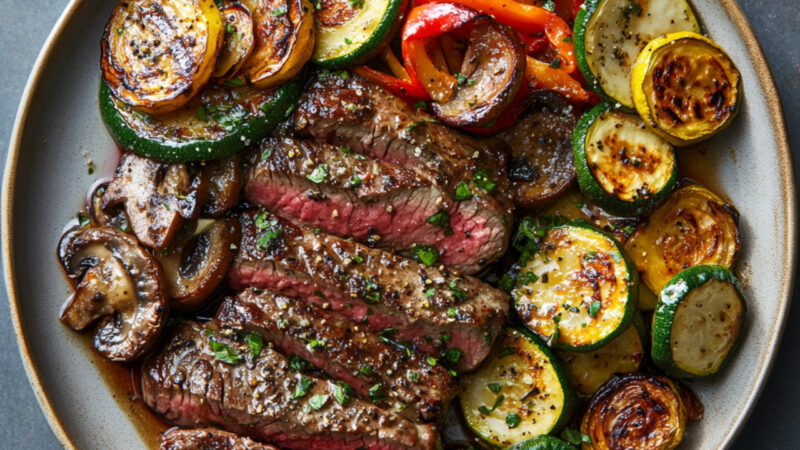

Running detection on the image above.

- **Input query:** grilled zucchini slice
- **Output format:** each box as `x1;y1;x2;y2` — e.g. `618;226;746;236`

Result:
631;31;742;146
460;328;575;448
513;221;638;352
240;0;315;88
557;312;646;395
624;184;740;294
652;265;746;378
100;75;303;162
101;0;224;115
313;0;407;68
581;373;687;450
574;0;700;108
573;103;677;216
508;435;577;450
212;3;256;81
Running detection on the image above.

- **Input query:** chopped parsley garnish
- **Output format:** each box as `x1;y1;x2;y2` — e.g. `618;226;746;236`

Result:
427;210;452;235
289;354;310;371
454;72;468;85
455;181;473;201
449;281;467;300
344;37;352;45
347;175;363;188
472;169;497;193
271;6;287;16
589;301;602;318
407;371;420;383
225;77;244;87
244;332;263;357
427;356;438;366
478;394;505;414
196;106;208;122
209;338;241;365
368;383;386;403
225;23;235;34
443;347;464;364
257;229;283;250
333;381;354;406
447;307;457;318
505;412;521;428
488;382;502;393
550;58;562;69
360;365;374;376
307;338;325;350
498;347;516;358
522;271;539;285
348;0;364;7
378;328;398;344
548;314;562;346
306;163;328;183
561;428;593;445
619;1;642;24
499;274;514;293
414;101;427;110
542;0;555;11
424;288;435;298
308;394;328;410
411;245;438;267
292;376;313;399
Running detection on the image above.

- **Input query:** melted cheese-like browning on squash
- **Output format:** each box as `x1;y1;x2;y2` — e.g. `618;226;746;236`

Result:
671;280;744;376
460;329;566;447
102;0;223;114
584;0;699;107
625;184;740;293
585;111;675;202
514;225;632;349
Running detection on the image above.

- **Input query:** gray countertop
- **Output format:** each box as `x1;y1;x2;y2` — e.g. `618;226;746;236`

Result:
0;0;797;448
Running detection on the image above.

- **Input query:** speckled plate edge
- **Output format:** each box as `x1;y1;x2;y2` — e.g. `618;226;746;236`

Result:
1;0;795;448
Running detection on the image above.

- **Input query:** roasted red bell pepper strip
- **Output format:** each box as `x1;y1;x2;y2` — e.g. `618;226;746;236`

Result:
416;0;578;75
401;3;483;102
352;66;428;103
526;56;593;103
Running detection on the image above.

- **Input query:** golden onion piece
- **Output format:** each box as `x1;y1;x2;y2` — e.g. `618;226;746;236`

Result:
624;184;740;294
581;373;687;450
240;0;315;88
102;0;224;114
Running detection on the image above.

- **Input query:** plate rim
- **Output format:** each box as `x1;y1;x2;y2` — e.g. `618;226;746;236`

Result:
1;0;795;448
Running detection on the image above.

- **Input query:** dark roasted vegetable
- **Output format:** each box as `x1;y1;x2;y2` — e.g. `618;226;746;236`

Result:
212;3;256;81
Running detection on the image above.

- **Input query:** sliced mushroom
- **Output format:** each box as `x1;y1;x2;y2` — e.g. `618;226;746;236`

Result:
431;20;526;128
89;182;131;232
200;155;243;217
58;227;168;361
158;217;241;311
103;153;209;249
212;3;256;82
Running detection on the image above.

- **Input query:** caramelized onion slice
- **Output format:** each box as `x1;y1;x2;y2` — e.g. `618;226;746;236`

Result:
58;227;168;361
581;373;687;450
432;20;525;128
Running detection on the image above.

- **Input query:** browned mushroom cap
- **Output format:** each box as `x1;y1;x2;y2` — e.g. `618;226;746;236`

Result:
431;20;525;128
58;226;168;361
158;217;240;311
89;182;132;232
200;155;243;217
103;153;209;249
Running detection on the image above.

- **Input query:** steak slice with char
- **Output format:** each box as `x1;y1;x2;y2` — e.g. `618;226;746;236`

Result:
142;322;438;450
228;211;509;371
215;289;459;423
286;73;513;274
159;428;276;450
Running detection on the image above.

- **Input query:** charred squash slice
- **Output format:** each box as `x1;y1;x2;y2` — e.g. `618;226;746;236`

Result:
574;0;700;108
557;312;646;395
631;32;742;146
513;220;638;352
240;0;315;88
624;184;740;294
652;265;746;378
100;74;303;162
573;103;678;216
313;0;408;68
581;373;687;450
102;0;224;115
460;328;575;448
212;3;256;81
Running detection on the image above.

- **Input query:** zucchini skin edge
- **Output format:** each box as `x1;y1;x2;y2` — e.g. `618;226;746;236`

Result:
651;264;747;379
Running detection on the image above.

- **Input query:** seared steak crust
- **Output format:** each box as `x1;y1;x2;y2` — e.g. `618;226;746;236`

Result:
159;428;276;450
215;289;459;422
279;73;513;273
142;323;438;450
229;211;509;371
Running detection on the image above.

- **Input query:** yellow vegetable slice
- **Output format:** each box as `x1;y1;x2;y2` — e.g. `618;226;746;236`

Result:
212;3;256;81
102;0;224;114
631;31;742;146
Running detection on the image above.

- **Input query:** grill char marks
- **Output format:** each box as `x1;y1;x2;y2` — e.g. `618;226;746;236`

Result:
229;211;509;371
215;289;460;423
159;427;277;450
141;322;438;450
277;73;512;274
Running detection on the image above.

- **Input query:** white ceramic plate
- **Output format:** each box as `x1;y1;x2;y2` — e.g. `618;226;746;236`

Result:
2;0;795;448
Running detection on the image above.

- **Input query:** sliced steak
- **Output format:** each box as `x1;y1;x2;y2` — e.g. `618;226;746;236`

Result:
159;428;276;450
287;73;513;273
215;289;459;422
497;91;579;209
229;211;509;371
142;322;438;450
